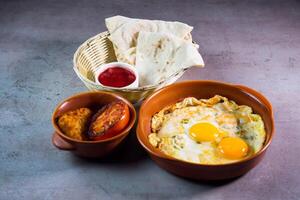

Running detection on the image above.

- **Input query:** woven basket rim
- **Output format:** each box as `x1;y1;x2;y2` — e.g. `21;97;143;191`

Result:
73;31;187;92
73;66;186;92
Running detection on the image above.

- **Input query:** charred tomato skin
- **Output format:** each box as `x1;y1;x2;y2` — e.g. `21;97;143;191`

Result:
88;101;130;140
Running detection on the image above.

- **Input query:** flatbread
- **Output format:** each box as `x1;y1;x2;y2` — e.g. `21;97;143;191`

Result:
105;16;193;65
105;15;128;33
135;31;204;86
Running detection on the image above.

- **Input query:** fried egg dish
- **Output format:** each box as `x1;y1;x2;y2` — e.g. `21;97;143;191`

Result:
148;95;266;165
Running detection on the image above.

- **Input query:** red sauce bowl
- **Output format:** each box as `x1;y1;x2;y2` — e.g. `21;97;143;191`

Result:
95;62;139;89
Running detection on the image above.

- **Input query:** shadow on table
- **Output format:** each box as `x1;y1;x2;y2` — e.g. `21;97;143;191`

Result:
71;124;148;164
179;175;242;186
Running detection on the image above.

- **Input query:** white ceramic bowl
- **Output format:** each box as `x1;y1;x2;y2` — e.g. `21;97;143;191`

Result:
94;62;139;89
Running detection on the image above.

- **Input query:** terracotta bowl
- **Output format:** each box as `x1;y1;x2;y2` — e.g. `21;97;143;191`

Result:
52;91;136;158
137;80;275;180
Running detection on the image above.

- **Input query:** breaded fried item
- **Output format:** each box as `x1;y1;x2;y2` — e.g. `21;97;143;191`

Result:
58;108;92;140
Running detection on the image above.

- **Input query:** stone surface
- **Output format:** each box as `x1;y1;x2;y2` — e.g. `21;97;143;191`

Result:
0;0;299;199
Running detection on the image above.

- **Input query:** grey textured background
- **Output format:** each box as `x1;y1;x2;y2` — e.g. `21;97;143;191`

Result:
0;0;299;199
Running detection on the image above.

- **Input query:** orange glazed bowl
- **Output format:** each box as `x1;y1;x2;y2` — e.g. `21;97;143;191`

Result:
137;80;274;181
52;91;136;158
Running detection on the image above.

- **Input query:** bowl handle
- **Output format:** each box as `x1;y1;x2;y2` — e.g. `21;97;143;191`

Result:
52;132;75;151
234;84;273;116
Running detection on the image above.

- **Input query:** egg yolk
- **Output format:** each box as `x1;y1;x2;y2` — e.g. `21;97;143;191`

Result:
189;122;220;142
218;137;248;159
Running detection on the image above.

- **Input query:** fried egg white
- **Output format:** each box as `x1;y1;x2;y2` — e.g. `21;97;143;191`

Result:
149;95;266;165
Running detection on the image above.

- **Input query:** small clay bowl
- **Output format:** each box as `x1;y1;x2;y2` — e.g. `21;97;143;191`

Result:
52;91;136;158
137;80;275;181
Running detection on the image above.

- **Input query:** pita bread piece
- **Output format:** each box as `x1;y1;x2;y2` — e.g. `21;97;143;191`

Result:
135;31;204;86
105;16;193;65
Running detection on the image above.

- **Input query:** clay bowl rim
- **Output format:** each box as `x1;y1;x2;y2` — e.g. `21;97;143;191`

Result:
137;80;275;167
52;91;137;144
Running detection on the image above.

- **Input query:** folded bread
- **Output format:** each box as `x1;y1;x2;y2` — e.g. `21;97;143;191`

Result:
135;31;204;86
105;16;193;65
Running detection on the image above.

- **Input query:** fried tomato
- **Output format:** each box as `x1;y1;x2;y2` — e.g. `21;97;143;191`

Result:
88;101;130;140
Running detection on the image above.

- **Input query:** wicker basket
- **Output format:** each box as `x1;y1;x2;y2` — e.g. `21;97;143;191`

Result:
73;31;186;103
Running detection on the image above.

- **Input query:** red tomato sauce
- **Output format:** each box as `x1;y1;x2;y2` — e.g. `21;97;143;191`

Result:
98;67;136;87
